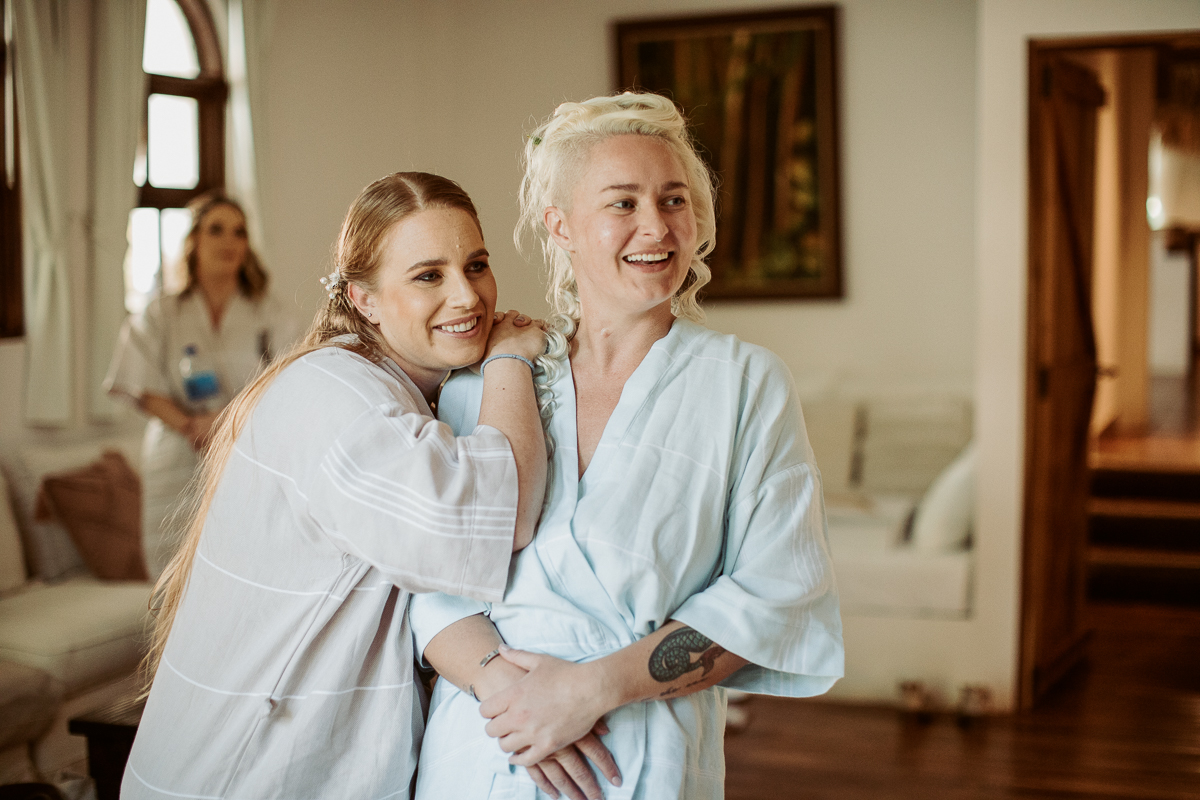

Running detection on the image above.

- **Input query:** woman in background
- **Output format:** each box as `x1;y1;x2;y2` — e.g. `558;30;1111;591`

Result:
121;172;550;799
412;93;843;800
105;192;292;578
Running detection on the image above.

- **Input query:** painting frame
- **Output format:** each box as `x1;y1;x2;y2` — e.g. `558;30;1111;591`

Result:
615;5;843;301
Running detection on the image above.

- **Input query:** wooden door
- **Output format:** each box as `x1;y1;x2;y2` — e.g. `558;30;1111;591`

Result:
1020;53;1107;709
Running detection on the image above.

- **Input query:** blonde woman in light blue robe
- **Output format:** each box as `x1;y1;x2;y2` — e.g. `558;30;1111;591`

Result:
411;93;844;800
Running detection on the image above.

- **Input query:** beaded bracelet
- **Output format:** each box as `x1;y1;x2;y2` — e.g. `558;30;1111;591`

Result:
480;353;536;375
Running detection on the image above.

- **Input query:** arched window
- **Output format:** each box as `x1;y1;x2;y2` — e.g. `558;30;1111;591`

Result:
127;0;227;311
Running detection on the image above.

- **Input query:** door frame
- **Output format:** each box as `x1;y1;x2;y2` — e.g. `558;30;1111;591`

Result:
1019;30;1200;709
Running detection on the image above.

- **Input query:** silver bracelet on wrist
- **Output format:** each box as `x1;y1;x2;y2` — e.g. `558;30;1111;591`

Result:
480;353;536;376
479;647;502;668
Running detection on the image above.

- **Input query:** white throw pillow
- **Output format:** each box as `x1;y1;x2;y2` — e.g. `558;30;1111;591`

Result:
0;471;28;593
910;442;975;551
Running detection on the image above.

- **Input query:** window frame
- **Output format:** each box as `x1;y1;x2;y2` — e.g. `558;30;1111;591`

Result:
1;0;22;339
137;0;227;210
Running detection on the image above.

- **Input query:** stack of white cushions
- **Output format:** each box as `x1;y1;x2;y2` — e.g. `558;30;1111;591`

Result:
829;443;976;618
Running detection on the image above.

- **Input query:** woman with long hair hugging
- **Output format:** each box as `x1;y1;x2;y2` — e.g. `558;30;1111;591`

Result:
120;172;554;800
410;94;844;800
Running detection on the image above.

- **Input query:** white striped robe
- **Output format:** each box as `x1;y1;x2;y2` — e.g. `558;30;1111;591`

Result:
122;346;519;800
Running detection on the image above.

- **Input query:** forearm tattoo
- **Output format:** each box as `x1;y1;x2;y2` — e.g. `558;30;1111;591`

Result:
648;626;727;686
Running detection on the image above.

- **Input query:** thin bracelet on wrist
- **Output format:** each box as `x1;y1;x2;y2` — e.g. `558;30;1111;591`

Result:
479;647;502;668
480;353;536;376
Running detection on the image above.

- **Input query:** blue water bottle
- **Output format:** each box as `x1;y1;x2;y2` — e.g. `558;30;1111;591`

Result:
180;345;221;410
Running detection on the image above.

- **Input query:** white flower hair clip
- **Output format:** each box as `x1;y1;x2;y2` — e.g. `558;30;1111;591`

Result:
319;270;343;299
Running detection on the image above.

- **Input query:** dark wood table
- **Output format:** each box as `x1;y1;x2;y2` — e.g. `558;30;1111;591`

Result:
67;694;144;800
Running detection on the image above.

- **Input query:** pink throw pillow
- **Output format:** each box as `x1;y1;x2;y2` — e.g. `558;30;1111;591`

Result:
34;451;148;581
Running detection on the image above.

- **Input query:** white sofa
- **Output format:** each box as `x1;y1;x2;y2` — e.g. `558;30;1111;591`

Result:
800;394;975;702
0;436;152;783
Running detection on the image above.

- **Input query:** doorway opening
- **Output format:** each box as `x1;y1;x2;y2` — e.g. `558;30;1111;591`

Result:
1022;31;1200;709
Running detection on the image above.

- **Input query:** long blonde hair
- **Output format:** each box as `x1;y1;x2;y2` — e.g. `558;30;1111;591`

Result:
142;172;482;690
516;91;718;366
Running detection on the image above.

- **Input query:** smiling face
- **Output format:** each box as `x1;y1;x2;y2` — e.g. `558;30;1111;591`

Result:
193;203;249;282
546;134;698;322
350;207;497;398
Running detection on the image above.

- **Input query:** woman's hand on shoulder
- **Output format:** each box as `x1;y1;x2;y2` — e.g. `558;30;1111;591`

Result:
484;309;546;363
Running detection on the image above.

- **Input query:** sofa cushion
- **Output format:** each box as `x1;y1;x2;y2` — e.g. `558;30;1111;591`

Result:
0;473;26;594
0;661;63;752
0;576;152;694
832;547;973;617
860;397;972;495
35;452;147;581
911;442;975;551
0;436;143;580
825;495;915;551
801;399;862;496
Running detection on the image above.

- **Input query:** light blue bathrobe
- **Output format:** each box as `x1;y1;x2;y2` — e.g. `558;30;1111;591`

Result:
412;319;844;800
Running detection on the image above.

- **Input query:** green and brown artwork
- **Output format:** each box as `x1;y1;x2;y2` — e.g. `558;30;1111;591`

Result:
618;9;842;300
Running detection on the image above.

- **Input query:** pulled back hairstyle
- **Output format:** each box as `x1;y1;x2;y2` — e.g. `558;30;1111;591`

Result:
516;92;717;360
141;172;482;691
175;191;270;300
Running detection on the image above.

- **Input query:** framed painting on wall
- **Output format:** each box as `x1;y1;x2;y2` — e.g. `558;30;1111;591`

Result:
616;6;843;300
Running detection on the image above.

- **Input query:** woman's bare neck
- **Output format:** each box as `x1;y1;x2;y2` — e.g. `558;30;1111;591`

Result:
197;275;239;330
570;302;675;479
570;303;674;377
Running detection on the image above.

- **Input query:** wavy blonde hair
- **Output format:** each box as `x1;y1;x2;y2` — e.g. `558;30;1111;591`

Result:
141;172;484;692
516;92;717;367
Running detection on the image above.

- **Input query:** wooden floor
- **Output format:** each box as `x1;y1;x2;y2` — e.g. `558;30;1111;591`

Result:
723;604;1200;799
1090;374;1200;473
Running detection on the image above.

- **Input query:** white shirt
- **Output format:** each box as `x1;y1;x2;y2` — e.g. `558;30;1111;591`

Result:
105;290;298;577
106;290;291;412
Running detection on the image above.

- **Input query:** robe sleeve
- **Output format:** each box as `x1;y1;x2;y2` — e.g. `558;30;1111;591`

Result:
104;299;171;402
301;401;518;603
408;369;494;658
671;360;844;697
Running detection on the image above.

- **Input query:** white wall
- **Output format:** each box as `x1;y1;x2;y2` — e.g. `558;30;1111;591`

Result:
1149;230;1192;377
4;1;978;431
976;0;1200;708
260;0;978;397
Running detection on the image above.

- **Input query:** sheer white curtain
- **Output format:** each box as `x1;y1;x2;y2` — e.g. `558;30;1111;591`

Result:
13;0;71;425
226;0;274;256
88;0;146;420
